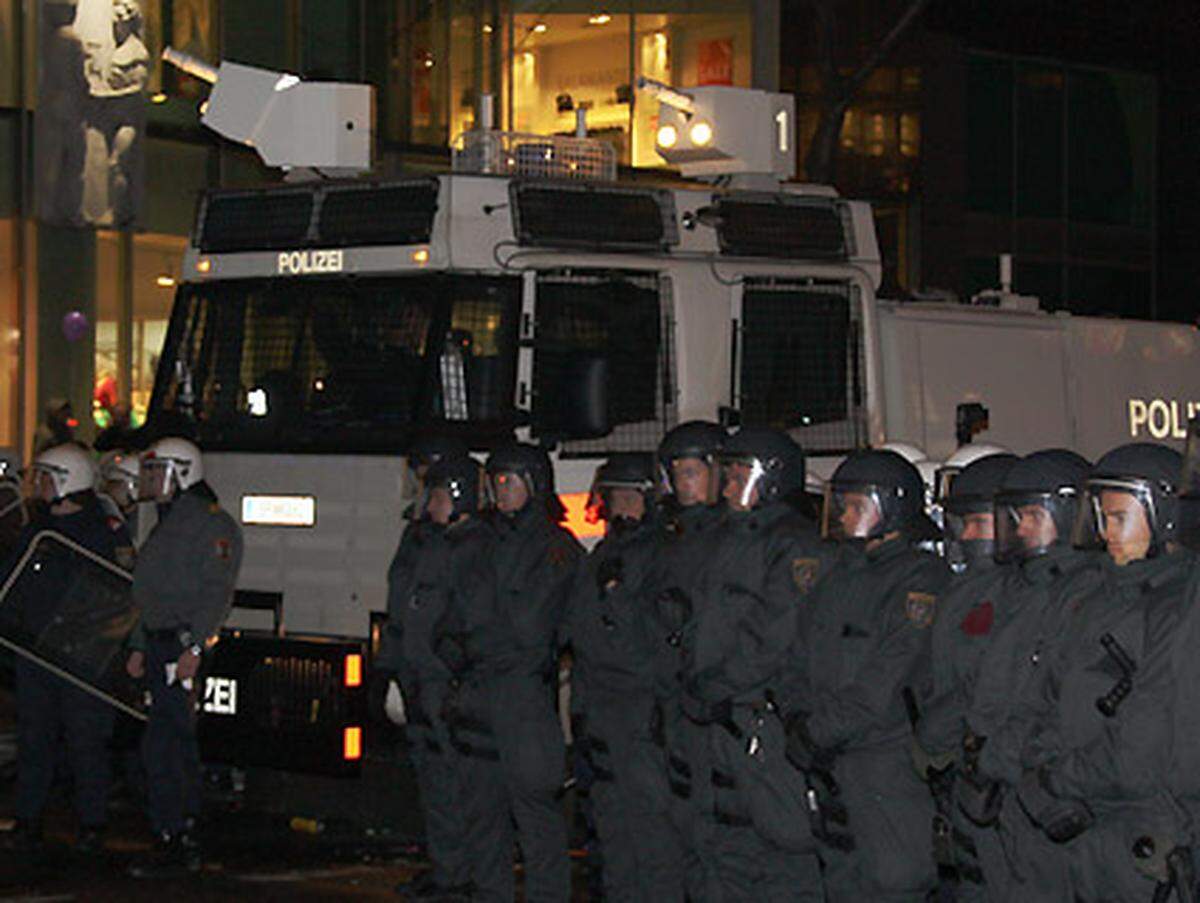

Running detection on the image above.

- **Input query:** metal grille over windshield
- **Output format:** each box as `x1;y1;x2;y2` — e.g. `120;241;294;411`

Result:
148;276;521;452
737;279;866;454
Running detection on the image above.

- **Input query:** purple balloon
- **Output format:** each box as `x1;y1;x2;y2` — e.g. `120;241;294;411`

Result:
61;310;89;343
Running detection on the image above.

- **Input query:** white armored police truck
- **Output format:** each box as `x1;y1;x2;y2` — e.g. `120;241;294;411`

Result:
145;52;1200;784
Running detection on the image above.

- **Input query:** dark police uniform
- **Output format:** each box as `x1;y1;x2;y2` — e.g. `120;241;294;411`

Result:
564;513;684;902
3;495;133;836
802;537;950;902
130;482;242;839
682;502;829;901
441;504;581;903
376;516;480;893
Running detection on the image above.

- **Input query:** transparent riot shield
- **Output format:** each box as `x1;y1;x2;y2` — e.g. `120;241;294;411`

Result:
1181;417;1200;553
0;530;146;720
0;477;28;560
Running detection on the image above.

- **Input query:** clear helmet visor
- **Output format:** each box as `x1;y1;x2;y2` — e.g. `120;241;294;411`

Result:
137;458;176;502
821;483;886;541
994;492;1066;561
1071;479;1158;564
721;457;767;510
30;465;64;503
942;499;996;566
489;469;533;513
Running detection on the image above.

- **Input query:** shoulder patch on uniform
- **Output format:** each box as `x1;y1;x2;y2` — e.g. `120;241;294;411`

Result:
960;600;994;637
792;557;820;594
214;537;232;560
905;591;937;628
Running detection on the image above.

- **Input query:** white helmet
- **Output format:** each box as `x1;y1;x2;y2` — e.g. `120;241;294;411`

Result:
880;441;928;464
32;443;97;501
934;442;1012;505
140;437;204;500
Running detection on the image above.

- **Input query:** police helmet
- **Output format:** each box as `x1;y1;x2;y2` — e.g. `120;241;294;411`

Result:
1072;442;1183;560
823;449;926;541
657;420;726;503
98;450;140;509
934;442;1012;505
486;441;554;499
408;435;469;472
589;452;657;526
943;452;1018;566
139;436;204;501
425;455;481;521
32;443;96;502
720;427;805;508
994;449;1089;561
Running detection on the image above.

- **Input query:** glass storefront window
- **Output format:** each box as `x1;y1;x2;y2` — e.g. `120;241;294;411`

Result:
94;230;183;433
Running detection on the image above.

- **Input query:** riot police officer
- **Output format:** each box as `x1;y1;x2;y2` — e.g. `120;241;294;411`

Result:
375;453;482;901
3;443;134;853
1005;443;1197;901
912;451;1017;899
439;441;581;902
563;452;683;901
97;449;141;545
790;448;950;902
961;448;1095;901
645;419;727;898
680;426;828;900
125;437;242;875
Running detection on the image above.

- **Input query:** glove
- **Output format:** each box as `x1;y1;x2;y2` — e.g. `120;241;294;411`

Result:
911;735;957;781
1016;767;1094;843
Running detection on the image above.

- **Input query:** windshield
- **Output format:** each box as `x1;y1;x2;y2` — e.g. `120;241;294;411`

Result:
147;276;521;452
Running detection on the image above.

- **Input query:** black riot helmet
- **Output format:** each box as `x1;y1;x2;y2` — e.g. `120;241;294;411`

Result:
408;434;469;475
823;449;927;541
720;427;805;509
657;420;726;505
994;449;1090;561
1072;442;1183;562
943;453;1018;567
486;441;563;520
588;452;658;529
424;455;481;522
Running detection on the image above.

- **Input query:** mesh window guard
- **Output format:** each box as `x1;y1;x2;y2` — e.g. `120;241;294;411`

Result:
738;279;866;454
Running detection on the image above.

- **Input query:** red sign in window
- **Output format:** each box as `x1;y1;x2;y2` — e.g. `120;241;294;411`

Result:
697;39;734;86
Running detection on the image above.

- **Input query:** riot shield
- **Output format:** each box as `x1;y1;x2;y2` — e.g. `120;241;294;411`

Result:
1181;417;1200;552
0;530;146;720
0;477;28;560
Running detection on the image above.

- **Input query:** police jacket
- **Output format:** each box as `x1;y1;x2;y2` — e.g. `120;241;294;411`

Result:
804;536;950;753
132;482;243;643
1020;551;1195;812
970;547;1100;784
463;504;582;680
563;516;660;714
1;493;133;636
681;502;827;714
917;558;1012;758
376;516;492;687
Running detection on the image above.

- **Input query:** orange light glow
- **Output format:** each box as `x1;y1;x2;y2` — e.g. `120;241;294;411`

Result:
561;492;605;540
343;726;362;760
344;653;362;688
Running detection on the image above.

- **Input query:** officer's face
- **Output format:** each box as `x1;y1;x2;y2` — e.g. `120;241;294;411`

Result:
723;463;759;511
426;487;455;526
606;488;646;522
1100;490;1152;565
32;470;58;505
960;512;995;541
492;471;530;514
839;491;881;538
1016;504;1057;551
671;458;713;507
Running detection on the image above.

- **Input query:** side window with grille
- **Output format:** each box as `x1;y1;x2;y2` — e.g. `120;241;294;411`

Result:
738;280;865;453
532;270;676;453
